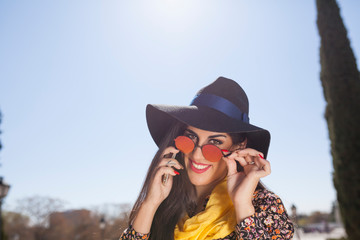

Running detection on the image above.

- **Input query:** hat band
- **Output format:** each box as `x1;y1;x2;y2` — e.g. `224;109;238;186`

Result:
190;93;249;123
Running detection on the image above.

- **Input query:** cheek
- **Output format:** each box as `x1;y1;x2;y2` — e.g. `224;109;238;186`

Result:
184;155;190;167
213;160;227;173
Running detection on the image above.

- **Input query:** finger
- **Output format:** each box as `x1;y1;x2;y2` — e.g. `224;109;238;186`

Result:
224;151;238;160
244;154;256;165
159;158;184;169
156;166;179;177
162;173;170;185
222;157;237;176
258;157;271;174
251;157;271;177
162;147;180;158
235;148;263;158
233;156;248;167
154;166;179;185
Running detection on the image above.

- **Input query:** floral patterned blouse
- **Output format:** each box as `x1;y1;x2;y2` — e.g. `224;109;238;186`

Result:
119;188;294;239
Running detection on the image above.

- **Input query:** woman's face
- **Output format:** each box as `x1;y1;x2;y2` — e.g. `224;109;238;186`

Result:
182;126;236;188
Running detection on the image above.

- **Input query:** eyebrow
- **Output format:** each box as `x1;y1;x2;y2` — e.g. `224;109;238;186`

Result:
185;129;227;139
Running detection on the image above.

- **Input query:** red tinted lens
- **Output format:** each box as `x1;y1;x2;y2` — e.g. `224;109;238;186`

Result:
174;136;195;154
202;144;223;162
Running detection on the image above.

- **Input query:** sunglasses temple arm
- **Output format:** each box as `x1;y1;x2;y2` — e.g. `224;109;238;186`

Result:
221;150;233;157
223;148;242;157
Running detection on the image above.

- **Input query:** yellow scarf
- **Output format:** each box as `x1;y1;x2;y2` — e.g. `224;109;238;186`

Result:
174;178;236;240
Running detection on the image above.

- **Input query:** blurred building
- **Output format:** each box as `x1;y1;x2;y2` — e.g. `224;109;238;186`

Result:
48;209;98;240
49;209;93;227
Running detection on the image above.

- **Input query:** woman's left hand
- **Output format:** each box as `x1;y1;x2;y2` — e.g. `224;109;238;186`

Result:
222;148;271;222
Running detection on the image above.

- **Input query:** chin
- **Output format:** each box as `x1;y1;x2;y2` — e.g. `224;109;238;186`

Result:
189;177;208;186
187;171;215;186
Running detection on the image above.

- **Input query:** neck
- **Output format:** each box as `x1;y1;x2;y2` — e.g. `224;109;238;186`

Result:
195;175;226;203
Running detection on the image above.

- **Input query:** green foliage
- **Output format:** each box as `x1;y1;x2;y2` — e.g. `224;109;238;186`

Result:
316;0;360;239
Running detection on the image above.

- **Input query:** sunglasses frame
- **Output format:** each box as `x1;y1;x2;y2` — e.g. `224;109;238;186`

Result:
174;135;235;162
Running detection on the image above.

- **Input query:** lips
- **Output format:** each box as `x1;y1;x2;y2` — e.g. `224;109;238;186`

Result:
189;159;211;174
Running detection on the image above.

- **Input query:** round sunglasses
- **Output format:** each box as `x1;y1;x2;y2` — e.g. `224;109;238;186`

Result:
174;135;233;162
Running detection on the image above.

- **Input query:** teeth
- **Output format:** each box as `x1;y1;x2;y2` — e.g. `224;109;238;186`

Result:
192;161;209;170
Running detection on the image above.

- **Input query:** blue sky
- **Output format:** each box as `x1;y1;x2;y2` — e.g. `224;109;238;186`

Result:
1;0;359;215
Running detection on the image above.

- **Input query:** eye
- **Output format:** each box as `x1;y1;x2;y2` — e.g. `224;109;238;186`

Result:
209;139;223;145
185;133;198;141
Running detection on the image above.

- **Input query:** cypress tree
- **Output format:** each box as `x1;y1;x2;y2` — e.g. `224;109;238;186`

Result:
0;111;5;240
316;0;360;239
0;110;2;152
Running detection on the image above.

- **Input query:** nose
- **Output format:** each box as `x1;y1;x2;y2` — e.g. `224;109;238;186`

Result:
191;145;204;161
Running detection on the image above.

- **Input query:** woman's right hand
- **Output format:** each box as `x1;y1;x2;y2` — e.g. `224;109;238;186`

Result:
132;147;183;234
144;147;183;207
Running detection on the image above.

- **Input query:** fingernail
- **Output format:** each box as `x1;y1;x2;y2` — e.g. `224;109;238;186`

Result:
174;170;180;175
259;154;264;159
222;150;231;157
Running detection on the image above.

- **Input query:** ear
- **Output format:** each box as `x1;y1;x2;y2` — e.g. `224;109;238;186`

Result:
239;138;247;149
231;138;247;151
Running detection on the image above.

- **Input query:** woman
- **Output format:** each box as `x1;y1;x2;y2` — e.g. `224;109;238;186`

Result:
120;77;294;239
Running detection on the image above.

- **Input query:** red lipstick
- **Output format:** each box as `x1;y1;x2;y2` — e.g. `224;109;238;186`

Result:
189;159;211;174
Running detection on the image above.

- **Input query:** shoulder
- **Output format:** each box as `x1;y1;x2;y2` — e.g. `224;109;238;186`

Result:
119;225;150;240
252;188;286;214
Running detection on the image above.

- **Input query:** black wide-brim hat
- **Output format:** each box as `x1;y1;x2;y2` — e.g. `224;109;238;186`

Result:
146;77;271;158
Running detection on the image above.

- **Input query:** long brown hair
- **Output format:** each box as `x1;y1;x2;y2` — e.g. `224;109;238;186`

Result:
128;120;197;240
129;122;265;239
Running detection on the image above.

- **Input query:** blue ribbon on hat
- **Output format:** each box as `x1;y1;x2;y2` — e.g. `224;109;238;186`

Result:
190;93;249;123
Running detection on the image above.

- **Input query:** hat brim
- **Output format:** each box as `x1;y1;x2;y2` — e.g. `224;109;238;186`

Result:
146;104;271;158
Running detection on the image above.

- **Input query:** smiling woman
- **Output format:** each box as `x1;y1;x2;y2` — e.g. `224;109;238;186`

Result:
119;77;294;240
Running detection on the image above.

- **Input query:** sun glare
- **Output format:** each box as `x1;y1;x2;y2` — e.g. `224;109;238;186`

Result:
143;0;205;31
